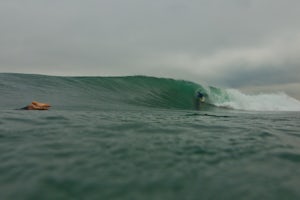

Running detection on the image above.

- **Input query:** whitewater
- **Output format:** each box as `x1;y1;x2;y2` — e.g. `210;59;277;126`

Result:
213;89;300;111
1;73;300;200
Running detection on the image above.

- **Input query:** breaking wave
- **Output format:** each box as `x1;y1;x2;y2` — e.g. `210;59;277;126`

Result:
1;73;300;111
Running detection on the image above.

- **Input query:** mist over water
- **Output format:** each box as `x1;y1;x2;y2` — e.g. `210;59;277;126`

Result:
1;73;300;200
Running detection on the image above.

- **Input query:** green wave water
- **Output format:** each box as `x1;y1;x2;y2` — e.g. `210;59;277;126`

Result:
0;73;211;110
1;73;300;200
2;73;300;111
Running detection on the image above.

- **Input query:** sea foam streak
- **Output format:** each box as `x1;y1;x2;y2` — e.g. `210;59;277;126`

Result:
212;89;300;111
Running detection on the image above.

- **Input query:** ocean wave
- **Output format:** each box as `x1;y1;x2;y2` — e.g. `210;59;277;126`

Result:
1;73;300;111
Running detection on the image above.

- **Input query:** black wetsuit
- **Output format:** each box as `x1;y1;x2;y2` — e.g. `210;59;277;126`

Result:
195;92;204;110
197;92;204;99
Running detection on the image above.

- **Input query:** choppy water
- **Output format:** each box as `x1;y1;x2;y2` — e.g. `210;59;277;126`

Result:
1;73;300;200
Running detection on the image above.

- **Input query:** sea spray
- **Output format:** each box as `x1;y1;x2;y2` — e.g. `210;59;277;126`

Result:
212;89;300;111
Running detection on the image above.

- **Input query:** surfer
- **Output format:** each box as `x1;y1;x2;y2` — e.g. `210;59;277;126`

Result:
195;91;205;110
21;101;51;110
197;92;205;102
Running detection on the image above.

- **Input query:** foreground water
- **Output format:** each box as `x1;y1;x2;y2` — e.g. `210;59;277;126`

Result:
1;73;300;200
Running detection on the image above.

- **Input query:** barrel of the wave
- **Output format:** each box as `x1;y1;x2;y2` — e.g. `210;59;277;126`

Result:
195;91;206;110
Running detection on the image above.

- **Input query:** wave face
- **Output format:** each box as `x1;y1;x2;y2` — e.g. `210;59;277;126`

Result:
0;73;200;110
1;73;300;111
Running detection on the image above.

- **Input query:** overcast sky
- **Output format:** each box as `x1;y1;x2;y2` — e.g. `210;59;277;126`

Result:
1;0;300;98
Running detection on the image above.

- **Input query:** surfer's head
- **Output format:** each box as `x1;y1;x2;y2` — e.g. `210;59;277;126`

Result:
197;92;204;98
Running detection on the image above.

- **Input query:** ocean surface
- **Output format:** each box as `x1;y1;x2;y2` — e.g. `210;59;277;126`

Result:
1;73;300;200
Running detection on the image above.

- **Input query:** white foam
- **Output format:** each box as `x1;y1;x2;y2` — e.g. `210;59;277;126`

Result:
214;89;300;111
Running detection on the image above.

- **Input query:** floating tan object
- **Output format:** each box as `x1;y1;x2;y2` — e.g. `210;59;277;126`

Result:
22;101;51;110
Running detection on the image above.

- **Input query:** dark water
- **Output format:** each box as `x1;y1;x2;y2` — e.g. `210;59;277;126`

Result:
1;73;300;200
